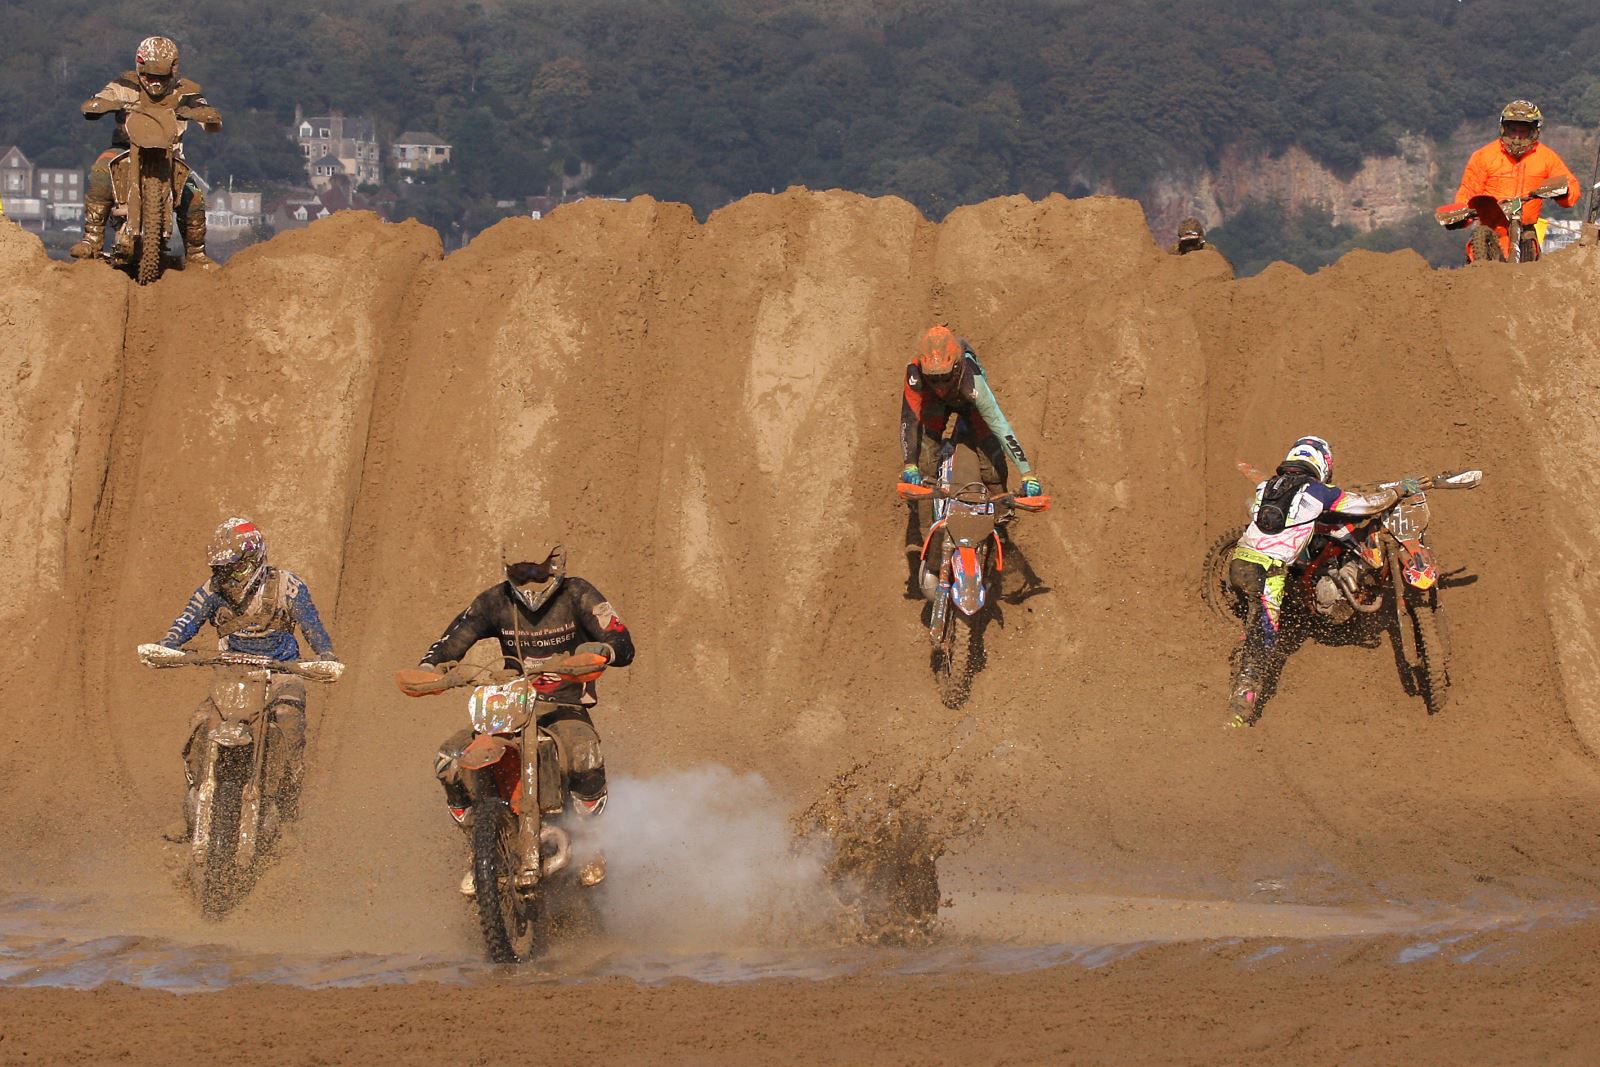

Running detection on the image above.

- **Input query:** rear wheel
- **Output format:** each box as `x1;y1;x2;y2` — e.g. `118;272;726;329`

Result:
136;174;166;285
1410;594;1450;714
1202;526;1248;628
472;798;540;963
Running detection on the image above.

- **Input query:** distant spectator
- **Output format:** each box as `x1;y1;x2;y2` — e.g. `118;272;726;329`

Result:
1172;216;1208;255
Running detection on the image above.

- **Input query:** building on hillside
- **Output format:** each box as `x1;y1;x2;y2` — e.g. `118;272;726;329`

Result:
34;166;82;206
206;184;264;238
267;188;331;231
32;165;83;225
292;107;381;189
1;147;47;229
2;145;34;201
392;132;452;173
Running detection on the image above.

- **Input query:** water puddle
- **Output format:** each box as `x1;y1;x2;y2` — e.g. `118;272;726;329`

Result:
0;889;1586;992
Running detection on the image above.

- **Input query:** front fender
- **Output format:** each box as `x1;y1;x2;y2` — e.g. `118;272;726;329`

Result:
458;733;512;771
1401;543;1438;590
949;545;987;616
460;733;523;809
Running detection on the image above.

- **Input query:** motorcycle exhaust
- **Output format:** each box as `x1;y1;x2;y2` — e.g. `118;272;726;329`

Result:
1336;571;1384;614
539;825;572;876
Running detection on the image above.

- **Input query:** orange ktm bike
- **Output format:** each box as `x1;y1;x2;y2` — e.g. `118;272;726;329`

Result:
396;653;608;964
1436;181;1568;263
899;417;1049;709
1204;469;1482;714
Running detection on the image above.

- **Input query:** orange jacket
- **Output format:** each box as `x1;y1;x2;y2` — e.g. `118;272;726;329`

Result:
1454;140;1580;225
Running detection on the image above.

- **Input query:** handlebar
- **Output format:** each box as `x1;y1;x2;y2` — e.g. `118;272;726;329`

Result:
1235;462;1482;493
1371;469;1484;493
140;647;341;682
896;482;1052;512
394;653;609;698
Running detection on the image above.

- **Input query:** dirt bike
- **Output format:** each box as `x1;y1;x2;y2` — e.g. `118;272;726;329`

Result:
395;653;608;964
899;418;1050;709
84;96;214;284
143;649;339;917
1203;469;1482;714
1436;181;1568;263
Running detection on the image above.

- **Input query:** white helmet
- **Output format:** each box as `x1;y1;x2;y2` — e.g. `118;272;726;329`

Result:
1282;435;1333;483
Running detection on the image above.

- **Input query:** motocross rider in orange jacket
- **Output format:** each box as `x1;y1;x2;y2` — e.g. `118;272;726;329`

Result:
1453;100;1580;261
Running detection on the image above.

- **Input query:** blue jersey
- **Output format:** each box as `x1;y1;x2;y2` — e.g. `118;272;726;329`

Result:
161;567;336;662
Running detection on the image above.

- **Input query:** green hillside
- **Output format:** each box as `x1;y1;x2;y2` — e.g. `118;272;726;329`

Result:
5;0;1598;266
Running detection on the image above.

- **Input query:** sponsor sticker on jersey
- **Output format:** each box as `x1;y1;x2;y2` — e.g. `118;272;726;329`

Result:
593;601;625;632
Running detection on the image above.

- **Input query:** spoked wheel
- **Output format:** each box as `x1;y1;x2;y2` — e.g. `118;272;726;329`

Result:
1201;526;1248;628
1409;591;1450;714
195;748;248;919
934;609;980;709
472;798;540;963
1468;225;1502;265
136;173;166;285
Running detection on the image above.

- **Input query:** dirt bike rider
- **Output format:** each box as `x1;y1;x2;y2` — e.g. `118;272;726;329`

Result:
1225;437;1419;728
136;518;343;840
417;541;635;895
899;326;1042;568
1171;217;1208;255
1453;100;1579;262
69;36;222;266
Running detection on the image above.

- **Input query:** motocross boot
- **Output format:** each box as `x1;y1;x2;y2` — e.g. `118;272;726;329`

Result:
1225;666;1263;729
69;201;111;260
162;787;199;842
573;791;608;888
182;206;215;269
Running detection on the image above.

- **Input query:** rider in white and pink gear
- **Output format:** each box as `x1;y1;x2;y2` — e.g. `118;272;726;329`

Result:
1225;436;1413;727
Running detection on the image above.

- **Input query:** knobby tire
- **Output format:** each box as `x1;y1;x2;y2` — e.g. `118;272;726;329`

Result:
472;798;539;963
1412;597;1450;714
198;748;246;919
1469;226;1502;265
1202;526;1248;627
936;609;978;709
136;174;165;285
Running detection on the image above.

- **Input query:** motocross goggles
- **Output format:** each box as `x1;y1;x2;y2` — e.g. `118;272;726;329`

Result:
213;558;257;583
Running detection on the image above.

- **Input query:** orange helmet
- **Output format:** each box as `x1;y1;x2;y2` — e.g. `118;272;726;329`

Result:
916;325;963;377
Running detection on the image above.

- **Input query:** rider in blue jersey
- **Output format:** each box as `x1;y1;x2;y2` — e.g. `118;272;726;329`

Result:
138;517;342;839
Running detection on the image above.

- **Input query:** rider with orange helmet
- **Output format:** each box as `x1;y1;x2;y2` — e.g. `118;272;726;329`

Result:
899;326;1041;565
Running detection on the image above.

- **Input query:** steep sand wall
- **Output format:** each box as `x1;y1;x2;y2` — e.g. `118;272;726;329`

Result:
4;191;1600;954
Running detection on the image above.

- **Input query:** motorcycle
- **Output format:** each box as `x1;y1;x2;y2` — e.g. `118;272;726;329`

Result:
395;653;609;964
1435;181;1568;264
898;418;1050;709
1203;468;1483;714
144;649;339;917
84;95;217;284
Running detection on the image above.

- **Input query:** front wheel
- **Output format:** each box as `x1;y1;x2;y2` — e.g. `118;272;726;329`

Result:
1410;593;1450;714
471;798;540;963
136;173;167;285
934;609;980;709
195;748;247;918
1468;225;1503;265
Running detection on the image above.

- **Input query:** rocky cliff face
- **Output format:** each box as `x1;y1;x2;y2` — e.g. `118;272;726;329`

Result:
1143;124;1597;243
